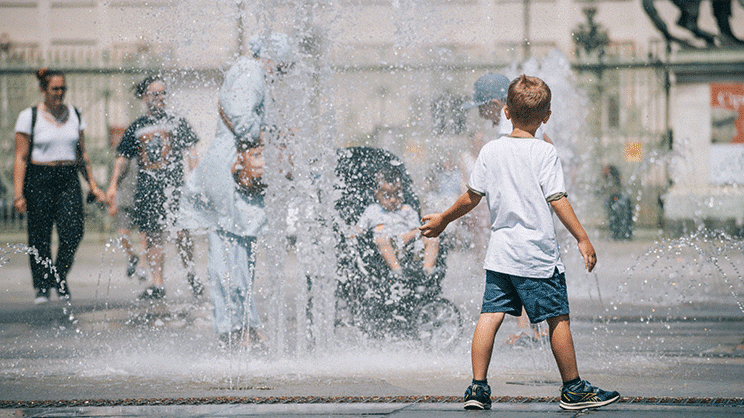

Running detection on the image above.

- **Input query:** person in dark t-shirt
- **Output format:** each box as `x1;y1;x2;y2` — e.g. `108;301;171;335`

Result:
106;75;203;300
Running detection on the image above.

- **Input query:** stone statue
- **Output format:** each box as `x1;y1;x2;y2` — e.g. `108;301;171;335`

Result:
642;0;744;47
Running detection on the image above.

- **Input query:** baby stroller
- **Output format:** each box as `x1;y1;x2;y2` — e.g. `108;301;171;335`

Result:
334;146;461;349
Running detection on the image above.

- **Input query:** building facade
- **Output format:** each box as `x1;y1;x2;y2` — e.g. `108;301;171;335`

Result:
1;0;743;230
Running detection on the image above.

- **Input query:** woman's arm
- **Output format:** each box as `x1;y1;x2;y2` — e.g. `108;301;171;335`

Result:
77;131;105;202
13;132;30;214
105;155;131;207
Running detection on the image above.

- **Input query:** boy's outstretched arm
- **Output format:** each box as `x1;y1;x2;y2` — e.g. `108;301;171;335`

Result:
420;189;482;238
550;196;597;272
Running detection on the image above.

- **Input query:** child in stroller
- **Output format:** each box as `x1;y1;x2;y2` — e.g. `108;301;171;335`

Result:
354;165;440;281
334;147;460;348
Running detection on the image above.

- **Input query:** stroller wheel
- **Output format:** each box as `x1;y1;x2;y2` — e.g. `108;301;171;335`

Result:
414;297;461;350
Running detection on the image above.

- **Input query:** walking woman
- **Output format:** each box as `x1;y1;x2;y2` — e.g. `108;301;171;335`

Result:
13;68;106;304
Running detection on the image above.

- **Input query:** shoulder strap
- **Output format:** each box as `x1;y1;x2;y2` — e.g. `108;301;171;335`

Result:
72;106;85;167
218;103;237;136
73;106;81;125
28;106;37;163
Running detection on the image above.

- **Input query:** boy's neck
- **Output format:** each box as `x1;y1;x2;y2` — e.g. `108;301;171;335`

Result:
510;127;538;138
509;117;544;137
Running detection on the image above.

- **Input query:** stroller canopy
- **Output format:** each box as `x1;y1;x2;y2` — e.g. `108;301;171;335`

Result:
334;146;420;226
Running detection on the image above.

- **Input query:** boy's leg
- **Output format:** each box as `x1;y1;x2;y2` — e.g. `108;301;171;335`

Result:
546;314;579;382
472;312;505;380
547;313;620;410
464;312;504;410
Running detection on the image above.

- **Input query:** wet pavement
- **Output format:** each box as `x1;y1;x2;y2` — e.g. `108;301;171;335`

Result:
1;228;743;417
1;402;744;417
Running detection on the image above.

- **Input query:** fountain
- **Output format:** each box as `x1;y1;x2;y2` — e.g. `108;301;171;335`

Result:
0;0;743;409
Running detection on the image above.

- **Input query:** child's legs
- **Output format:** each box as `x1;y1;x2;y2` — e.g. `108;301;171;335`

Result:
144;231;165;287
118;229;136;258
176;229;195;272
208;231;259;333
472;312;505;380
374;233;401;271
421;236;439;273
207;230;231;334
116;207;139;259
546;314;579;382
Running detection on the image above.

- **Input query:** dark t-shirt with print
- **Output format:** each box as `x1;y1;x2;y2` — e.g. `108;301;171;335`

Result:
117;113;198;232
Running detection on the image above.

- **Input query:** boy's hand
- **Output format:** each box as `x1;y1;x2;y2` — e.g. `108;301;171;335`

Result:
578;239;597;272
419;213;447;238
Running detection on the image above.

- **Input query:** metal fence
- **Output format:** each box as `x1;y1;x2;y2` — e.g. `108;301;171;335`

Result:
0;46;674;232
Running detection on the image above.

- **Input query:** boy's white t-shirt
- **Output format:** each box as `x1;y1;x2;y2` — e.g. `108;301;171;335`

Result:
14;105;85;163
467;135;566;278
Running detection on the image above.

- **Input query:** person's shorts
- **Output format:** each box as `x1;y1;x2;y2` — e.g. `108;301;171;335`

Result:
481;268;569;323
133;185;182;234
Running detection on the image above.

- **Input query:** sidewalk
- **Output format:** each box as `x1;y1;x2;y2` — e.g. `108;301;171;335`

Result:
2;400;743;417
0;228;742;417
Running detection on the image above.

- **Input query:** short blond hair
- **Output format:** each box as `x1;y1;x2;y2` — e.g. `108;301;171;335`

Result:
506;75;551;126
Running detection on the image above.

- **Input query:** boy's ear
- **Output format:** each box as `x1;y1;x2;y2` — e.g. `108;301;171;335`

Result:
503;105;511;120
542;110;551;124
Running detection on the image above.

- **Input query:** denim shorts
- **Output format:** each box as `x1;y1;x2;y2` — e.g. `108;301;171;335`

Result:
481;268;569;323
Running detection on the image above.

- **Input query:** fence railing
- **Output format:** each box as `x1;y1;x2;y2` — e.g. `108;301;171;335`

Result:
1;46;679;230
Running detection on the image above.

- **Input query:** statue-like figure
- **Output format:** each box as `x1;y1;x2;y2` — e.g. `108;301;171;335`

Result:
642;0;744;47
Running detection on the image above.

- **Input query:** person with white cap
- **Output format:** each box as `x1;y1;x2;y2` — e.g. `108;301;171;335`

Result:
462;72;551;143
180;32;294;349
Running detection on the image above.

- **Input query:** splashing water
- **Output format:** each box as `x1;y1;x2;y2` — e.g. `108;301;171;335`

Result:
1;0;743;401
615;231;744;316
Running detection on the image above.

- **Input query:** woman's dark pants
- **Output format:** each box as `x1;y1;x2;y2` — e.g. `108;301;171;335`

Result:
24;164;84;296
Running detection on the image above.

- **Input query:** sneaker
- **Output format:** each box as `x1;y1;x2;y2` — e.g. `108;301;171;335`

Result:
187;272;204;299
218;331;243;350
560;380;620;410
34;289;50;305
126;255;139;277
247;327;268;352
136;270;148;282
137;286;165;300
463;383;492;410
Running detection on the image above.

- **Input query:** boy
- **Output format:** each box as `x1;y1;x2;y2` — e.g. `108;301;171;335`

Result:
463;72;553;348
106;76;203;300
356;166;439;278
420;75;619;411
